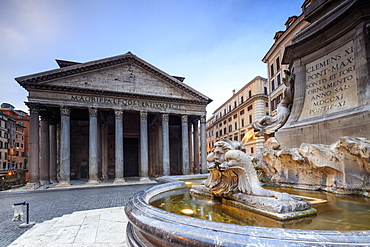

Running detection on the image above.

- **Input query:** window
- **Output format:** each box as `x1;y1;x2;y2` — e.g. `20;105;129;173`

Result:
240;96;244;103
219;130;222;137
21;136;24;140
240;133;245;140
276;57;280;71
233;114;237;119
228;125;232;132
240;110;245;115
248;90;252;98
234;135;238;141
0;152;2;159
21;143;24;148
228;117;232;122
277;73;281;86
248;105;253;111
216;132;219;138
223;128;227;135
270;64;274;76
16;134;18;139
251;147;254;154
234;122;237;130
264;87;268;95
266;112;269;115
234;101;237;108
223;120;226;125
219;123;222;127
229;105;231;112
249;115;253;124
224;109;226;115
241;118;244;127
271;79;275;91
16;151;19;156
265;102;269;107
0;141;2;148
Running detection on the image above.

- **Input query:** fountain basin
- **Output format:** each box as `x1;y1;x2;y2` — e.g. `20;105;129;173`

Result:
125;175;370;246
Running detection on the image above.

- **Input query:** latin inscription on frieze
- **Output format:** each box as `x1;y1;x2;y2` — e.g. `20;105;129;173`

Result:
299;41;358;120
70;95;180;110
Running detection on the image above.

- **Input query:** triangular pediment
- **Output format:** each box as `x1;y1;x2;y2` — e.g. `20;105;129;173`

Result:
16;53;212;104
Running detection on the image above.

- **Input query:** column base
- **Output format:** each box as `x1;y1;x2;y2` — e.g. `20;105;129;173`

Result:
50;179;58;184
139;177;151;182
87;179;100;185
24;182;40;190
114;178;126;184
39;180;50;186
57;181;71;187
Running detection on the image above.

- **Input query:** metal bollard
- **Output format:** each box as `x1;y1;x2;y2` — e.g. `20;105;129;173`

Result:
13;202;35;228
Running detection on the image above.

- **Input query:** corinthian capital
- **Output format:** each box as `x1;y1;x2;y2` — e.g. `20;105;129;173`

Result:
89;108;98;117
26;102;40;114
162;113;169;122
140;111;147;119
115;110;123;118
181;115;188;123
60;106;71;116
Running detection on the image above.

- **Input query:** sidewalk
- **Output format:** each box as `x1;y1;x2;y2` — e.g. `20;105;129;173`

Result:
3;177;155;193
5;179;156;246
9;207;128;247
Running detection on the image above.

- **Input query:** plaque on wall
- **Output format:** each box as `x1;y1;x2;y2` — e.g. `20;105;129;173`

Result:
298;41;358;121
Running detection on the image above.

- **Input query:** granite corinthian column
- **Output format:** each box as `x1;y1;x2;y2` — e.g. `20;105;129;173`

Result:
49;120;58;184
193;119;200;174
200;115;207;174
162;114;170;176
59;106;71;186
140;111;150;181
181;115;189;175
114;110;125;183
88;108;99;184
39;111;50;185
27;103;40;188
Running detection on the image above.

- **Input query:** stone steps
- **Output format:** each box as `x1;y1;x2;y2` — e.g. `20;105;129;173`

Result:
9;207;127;246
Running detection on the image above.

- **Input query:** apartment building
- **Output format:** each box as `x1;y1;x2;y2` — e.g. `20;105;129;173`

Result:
206;76;269;155
0;103;29;170
262;2;310;116
0;112;9;170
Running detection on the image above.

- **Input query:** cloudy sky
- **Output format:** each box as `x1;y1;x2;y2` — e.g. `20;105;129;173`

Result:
1;0;304;115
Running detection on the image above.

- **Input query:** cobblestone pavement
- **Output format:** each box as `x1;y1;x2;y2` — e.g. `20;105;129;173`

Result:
0;183;155;246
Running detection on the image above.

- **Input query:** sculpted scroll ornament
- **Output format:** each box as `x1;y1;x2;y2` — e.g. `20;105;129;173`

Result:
252;70;294;137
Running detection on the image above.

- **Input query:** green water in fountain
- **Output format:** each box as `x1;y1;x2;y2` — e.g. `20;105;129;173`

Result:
150;181;370;230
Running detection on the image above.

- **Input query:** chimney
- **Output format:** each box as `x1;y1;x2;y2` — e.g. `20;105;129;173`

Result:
232;89;236;95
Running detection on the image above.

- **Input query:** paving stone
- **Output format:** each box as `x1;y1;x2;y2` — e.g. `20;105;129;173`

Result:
0;182;154;246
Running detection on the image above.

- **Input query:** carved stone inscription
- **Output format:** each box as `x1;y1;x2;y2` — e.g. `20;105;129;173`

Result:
70;95;180;110
299;41;358;120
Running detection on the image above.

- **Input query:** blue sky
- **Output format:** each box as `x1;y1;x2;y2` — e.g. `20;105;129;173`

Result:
1;0;304;115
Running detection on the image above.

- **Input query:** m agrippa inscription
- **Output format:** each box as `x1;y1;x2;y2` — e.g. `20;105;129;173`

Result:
299;41;358;120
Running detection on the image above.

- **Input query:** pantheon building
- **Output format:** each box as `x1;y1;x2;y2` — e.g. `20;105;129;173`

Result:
16;52;212;186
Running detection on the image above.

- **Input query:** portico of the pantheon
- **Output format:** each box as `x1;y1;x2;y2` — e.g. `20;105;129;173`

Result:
16;52;212;187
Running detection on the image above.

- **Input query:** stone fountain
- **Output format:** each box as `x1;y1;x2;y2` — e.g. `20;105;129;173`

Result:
125;0;370;245
190;140;317;221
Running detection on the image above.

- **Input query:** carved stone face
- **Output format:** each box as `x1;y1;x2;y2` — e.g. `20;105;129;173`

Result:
213;146;226;165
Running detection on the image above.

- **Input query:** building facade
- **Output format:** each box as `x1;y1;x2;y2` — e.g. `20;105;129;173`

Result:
262;4;310;116
16;52;211;187
0;112;9;170
0;103;29;170
206;76;269;155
